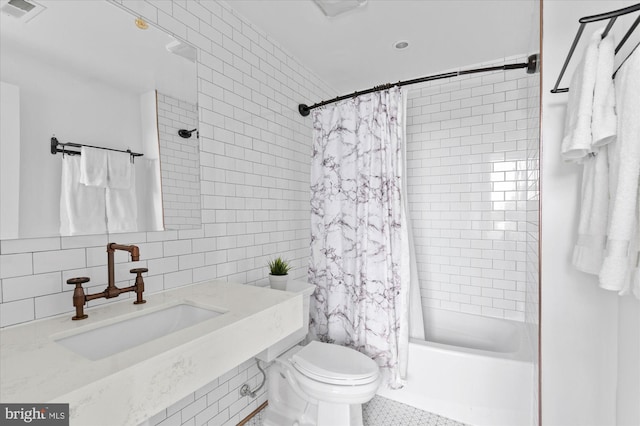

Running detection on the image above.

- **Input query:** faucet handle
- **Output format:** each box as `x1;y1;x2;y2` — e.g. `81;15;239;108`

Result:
67;277;89;320
67;277;90;286
130;268;147;305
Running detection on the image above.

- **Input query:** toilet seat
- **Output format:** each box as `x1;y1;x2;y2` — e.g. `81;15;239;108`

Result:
291;341;379;385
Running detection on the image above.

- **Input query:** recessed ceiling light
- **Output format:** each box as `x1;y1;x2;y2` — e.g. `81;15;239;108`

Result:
394;40;410;50
135;17;149;30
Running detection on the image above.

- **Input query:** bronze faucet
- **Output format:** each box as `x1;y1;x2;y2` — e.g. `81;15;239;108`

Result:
67;243;147;320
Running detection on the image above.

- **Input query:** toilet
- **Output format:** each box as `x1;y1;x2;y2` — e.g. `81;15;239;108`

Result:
257;281;381;426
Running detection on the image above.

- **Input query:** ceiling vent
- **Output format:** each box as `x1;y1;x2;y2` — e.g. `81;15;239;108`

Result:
312;0;368;17
0;0;46;22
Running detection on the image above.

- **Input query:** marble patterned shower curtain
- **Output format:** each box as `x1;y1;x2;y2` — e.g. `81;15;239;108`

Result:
308;87;410;388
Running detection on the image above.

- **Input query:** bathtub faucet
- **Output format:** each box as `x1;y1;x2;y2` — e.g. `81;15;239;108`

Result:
66;243;147;320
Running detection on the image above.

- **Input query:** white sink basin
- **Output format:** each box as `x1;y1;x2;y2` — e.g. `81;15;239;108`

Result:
55;304;223;360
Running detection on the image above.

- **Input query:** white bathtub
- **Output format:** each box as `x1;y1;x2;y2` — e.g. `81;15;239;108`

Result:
377;309;534;426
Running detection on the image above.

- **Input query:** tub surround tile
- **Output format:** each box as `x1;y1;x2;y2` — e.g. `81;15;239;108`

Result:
407;58;537;322
0;281;302;426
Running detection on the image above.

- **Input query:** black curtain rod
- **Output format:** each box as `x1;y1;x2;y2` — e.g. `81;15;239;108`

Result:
298;54;540;117
50;136;143;158
550;3;640;94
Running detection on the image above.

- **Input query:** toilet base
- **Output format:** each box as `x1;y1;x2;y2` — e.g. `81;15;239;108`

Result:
263;357;318;426
263;405;317;426
263;401;363;426
317;401;363;426
264;353;367;426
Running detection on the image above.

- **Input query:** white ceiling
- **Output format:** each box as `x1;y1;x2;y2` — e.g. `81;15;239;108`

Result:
226;0;539;94
0;0;197;103
0;0;538;104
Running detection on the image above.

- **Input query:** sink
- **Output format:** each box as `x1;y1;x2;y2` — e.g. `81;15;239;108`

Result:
55;304;223;360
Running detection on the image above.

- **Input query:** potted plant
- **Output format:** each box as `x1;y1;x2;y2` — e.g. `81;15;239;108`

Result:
268;257;291;290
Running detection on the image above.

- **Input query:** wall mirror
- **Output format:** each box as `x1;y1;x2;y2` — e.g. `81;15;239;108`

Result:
0;0;201;240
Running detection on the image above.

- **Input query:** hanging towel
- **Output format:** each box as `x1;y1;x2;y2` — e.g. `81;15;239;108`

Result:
79;146;108;187
599;49;640;297
631;215;640;299
561;29;604;162
139;158;164;231
571;32;616;274
572;149;610;273
106;166;138;234
107;151;132;189
60;155;107;236
591;33;617;148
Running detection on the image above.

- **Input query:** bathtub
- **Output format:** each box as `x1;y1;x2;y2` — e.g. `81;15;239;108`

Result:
377;309;534;426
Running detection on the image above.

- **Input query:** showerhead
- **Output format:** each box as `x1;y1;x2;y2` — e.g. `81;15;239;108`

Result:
178;128;198;139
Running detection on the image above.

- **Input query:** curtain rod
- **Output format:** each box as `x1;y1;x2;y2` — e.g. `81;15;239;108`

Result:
298;54;540;117
50;137;143;158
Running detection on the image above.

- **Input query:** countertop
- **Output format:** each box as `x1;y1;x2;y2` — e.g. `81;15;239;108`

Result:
0;280;302;425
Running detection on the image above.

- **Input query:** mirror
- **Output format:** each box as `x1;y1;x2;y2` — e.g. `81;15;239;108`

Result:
0;0;200;239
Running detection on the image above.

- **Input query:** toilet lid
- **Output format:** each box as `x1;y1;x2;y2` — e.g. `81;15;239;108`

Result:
291;341;379;384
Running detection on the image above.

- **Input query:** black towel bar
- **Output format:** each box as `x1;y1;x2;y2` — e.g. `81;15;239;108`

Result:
50;137;143;159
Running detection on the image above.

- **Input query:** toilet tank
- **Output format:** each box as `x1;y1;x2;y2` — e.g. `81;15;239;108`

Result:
255;280;315;362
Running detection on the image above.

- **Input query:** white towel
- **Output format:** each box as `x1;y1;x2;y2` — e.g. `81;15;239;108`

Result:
631;214;640;299
561;29;604;162
60;155;107;236
599;49;640;297
139;159;164;231
591;33;617;148
571;31;616;274
572;149;609;273
79;146;108;187
106;166;138;234
107;151;132;189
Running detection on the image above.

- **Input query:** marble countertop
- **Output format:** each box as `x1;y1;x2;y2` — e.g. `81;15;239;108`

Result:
0;280;302;425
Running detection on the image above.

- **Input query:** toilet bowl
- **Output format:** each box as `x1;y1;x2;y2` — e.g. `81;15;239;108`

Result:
263;340;381;426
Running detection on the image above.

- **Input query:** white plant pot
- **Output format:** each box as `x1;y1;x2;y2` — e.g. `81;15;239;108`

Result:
269;274;289;290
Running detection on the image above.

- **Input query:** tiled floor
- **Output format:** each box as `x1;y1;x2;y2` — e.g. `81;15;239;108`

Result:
243;395;466;426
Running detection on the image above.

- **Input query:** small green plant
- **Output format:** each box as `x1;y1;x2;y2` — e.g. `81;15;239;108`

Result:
268;257;291;276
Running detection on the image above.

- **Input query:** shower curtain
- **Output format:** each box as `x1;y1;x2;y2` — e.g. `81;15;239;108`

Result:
308;87;414;388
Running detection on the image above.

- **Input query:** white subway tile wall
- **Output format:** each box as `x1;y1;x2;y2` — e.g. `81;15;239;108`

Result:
406;57;539;322
158;93;202;230
0;0;333;425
